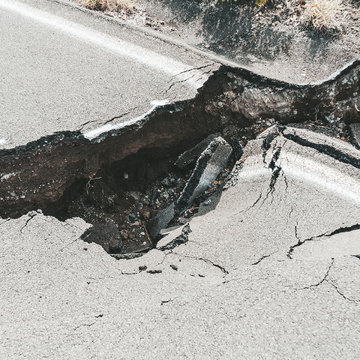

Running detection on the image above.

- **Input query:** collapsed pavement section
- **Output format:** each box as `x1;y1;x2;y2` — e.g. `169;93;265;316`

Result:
0;60;359;255
1;126;360;359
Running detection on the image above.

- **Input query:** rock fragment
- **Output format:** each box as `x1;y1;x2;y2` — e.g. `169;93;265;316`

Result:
174;134;219;169
157;224;192;251
350;123;360;148
156;225;183;249
150;136;232;238
176;136;232;210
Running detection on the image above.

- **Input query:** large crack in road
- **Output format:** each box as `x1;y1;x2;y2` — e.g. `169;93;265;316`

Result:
1;60;359;256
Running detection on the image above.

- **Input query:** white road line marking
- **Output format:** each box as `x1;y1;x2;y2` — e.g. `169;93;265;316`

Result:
282;153;360;205
84;99;169;140
0;0;203;87
237;153;360;205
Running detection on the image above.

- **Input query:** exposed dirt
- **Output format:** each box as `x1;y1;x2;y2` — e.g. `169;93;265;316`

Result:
74;0;179;34
45;143;235;257
74;0;359;82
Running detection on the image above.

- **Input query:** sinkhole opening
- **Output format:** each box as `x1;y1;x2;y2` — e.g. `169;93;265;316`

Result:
42;135;240;258
38;119;352;258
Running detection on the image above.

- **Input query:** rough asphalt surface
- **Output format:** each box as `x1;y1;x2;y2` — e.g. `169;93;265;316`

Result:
1;126;360;359
1;0;360;358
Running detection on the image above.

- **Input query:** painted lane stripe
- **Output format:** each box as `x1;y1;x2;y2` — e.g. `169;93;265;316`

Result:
281;152;360;205
83;99;169;140
238;153;360;205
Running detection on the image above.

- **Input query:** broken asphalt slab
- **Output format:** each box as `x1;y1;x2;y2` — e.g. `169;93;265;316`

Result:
150;136;232;238
1;127;360;359
176;136;232;210
0;7;359;218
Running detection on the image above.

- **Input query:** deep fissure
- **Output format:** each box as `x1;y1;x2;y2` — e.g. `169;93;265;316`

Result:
0;62;359;256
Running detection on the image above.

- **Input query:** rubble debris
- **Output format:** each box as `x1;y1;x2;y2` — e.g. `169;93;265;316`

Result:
149;137;232;238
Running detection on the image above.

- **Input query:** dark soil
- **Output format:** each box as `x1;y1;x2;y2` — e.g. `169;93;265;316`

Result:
43;122;262;257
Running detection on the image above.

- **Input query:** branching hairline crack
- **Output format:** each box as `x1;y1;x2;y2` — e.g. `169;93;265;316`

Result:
78;107;139;130
171;251;229;275
193;68;215;84
302;258;334;289
235;191;263;216
163;73;197;95
252;253;272;266
0;218;10;227
252;248;279;265
241;134;287;211
328;282;360;303
300;259;360;303
261;131;279;165
261;146;282;205
170;62;217;79
103;111;131;125
282;170;289;191
73;322;96;331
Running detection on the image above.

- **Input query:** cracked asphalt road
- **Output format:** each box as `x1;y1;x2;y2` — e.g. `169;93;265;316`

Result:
1;0;360;358
1;126;360;359
0;0;218;149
